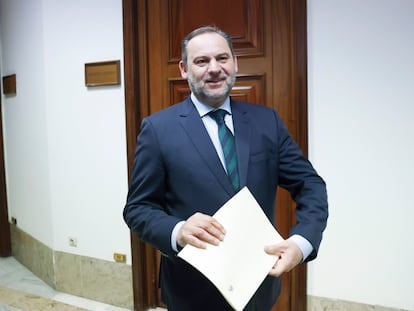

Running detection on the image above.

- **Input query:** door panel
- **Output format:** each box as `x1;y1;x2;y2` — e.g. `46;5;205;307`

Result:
123;0;308;310
147;0;269;113
171;75;264;106
168;0;264;60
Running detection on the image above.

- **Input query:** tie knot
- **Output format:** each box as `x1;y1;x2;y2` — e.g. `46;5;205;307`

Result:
210;109;228;125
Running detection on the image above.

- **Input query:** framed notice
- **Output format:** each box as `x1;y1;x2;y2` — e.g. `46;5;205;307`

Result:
2;74;16;94
84;60;120;87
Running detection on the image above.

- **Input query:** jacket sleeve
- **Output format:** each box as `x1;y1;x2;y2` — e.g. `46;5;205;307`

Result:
123;117;182;257
275;110;328;261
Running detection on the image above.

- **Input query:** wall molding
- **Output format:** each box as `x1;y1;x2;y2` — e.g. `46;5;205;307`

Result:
308;295;410;311
10;224;133;309
10;224;408;311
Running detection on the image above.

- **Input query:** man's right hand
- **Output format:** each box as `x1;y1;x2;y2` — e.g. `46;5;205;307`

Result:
177;212;226;249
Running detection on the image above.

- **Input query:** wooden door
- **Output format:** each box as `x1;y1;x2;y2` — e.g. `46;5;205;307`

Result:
122;0;308;310
0;78;11;258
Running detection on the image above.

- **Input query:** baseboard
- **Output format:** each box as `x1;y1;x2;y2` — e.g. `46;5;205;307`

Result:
11;225;407;311
308;295;410;311
9;224;133;309
54;251;133;308
10;223;54;288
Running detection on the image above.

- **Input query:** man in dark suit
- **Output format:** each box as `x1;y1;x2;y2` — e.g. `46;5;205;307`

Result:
124;26;328;311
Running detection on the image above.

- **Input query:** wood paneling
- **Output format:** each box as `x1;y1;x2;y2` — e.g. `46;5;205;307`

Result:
122;0;309;310
168;0;264;61
170;75;264;107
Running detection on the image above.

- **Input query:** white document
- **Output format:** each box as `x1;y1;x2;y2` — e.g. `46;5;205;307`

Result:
178;187;284;311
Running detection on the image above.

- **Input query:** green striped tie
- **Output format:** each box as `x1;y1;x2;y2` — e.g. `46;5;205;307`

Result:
210;109;240;191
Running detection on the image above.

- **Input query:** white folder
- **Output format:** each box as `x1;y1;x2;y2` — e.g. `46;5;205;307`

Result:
178;187;284;311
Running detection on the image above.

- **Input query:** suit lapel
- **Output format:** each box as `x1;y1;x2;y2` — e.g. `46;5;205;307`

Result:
178;99;235;195
231;100;250;188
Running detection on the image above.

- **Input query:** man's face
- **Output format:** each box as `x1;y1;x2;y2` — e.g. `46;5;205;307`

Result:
179;32;238;108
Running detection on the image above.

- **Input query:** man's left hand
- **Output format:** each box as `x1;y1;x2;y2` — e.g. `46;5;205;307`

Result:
264;239;303;277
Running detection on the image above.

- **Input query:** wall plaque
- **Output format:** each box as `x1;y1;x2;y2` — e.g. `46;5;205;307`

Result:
2;74;16;94
85;60;120;87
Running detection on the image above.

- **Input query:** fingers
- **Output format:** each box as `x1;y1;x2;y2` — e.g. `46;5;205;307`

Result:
264;240;303;277
177;212;226;249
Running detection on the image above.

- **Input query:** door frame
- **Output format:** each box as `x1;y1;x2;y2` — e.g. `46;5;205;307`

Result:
122;1;309;310
0;75;11;258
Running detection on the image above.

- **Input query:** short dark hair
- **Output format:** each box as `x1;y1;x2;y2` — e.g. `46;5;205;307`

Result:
181;26;235;68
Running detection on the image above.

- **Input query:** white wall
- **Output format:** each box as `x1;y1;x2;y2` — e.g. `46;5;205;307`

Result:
0;0;131;263
0;0;53;245
307;0;414;310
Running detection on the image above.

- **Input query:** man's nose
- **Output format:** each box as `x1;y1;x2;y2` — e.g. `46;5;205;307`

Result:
207;59;220;72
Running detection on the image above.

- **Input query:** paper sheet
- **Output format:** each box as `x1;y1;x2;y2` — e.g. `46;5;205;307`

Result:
178;187;284;311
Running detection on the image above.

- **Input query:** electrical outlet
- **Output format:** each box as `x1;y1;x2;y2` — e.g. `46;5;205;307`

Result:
113;253;126;263
68;237;77;247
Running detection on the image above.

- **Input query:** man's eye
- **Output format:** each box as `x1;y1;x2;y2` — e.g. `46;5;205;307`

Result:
195;59;207;65
218;56;229;62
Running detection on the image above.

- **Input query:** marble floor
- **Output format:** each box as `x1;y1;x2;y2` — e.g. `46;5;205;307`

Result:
0;257;165;311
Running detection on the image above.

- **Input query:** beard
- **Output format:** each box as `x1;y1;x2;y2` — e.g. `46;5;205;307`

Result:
187;72;236;107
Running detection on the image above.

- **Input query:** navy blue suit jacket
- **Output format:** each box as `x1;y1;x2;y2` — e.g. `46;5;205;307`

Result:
124;98;328;310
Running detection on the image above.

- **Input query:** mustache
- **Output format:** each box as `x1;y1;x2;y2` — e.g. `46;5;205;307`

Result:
204;74;227;82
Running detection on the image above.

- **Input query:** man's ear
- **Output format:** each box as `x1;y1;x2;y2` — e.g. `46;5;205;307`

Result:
234;55;238;73
179;60;188;79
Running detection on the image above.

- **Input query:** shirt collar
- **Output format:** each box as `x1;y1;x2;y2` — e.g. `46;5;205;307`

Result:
191;93;232;118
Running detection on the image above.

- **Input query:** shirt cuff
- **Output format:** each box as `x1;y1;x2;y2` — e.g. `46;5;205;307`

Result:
288;234;313;261
171;221;185;252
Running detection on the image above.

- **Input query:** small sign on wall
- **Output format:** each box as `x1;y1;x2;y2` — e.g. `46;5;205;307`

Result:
84;60;120;87
2;74;16;95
